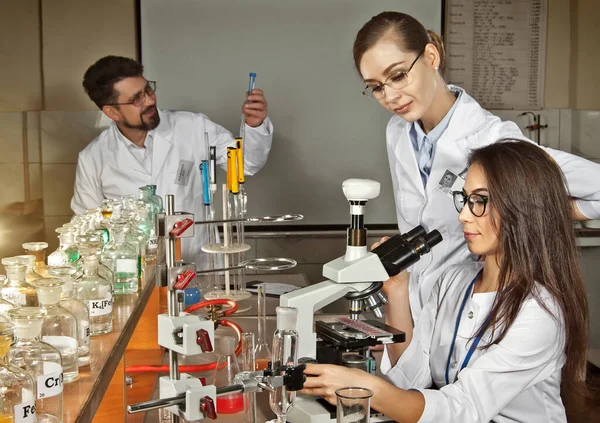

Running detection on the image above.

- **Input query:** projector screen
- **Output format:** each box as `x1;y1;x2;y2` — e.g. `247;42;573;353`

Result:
140;0;442;225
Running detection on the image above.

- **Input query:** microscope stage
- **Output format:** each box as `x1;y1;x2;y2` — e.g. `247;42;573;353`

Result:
315;318;405;349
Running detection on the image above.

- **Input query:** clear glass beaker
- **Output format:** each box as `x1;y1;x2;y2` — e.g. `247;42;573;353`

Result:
212;336;244;414
335;387;373;423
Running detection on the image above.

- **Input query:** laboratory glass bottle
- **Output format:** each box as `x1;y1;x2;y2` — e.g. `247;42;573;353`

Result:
7;307;64;423
254;283;271;370
0;321;37;423
269;307;299;423
48;267;90;367
212;336;244;414
74;255;113;335
0;275;15;319
48;231;79;267
101;223;138;294
15;255;44;284
1;258;38;307
22;242;49;278
32;278;79;383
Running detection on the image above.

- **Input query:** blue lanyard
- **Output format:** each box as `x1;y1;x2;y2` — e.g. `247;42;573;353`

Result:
445;270;487;385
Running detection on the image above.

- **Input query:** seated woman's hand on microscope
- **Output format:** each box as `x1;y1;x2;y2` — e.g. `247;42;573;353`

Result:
301;363;380;405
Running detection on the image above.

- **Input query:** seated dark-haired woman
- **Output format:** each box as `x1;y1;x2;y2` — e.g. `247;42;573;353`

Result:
301;140;589;423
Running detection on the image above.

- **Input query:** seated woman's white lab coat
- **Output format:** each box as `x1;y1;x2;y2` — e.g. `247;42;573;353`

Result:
381;262;567;423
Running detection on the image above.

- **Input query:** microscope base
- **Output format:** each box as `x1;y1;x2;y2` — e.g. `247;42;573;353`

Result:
287;395;392;423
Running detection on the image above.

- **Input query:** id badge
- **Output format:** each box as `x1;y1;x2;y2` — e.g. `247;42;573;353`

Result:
436;168;465;198
174;160;194;186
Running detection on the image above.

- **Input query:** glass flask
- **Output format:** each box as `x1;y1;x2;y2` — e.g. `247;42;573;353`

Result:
0;322;37;423
0;276;15;319
1;258;38;307
139;185;163;218
212;336;244;414
14;256;44;285
48;267;90;367
31;278;78;383
269;307;299;423
7;307;63;423
47;231;79;267
335;387;373;423
254;283;271;370
74;255;113;336
22;242;49;278
126;226;146;283
101;223;138;294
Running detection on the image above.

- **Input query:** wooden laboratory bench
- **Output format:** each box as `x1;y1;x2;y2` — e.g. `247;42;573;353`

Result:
62;264;158;423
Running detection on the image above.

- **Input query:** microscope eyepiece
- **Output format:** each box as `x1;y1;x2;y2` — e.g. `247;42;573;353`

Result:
372;227;443;277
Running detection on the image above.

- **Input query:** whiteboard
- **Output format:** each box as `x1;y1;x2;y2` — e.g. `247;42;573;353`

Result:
141;0;442;225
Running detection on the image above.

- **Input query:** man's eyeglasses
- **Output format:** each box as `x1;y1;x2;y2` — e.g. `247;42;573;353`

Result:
452;191;489;217
362;48;424;100
107;81;156;107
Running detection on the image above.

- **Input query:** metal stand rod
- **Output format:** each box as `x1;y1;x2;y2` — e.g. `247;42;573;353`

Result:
165;195;180;423
127;384;244;414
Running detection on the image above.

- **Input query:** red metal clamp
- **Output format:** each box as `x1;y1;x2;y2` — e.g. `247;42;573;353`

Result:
201;396;217;419
173;270;196;290
196;328;213;353
169;218;194;237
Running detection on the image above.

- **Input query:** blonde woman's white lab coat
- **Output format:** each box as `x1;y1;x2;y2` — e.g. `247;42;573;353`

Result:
387;86;600;321
381;262;567;423
71;109;273;268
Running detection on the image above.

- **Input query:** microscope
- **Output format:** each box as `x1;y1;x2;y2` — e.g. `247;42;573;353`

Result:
281;179;442;423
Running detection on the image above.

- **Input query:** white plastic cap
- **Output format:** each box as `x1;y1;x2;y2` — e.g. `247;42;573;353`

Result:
276;306;299;331
342;179;381;202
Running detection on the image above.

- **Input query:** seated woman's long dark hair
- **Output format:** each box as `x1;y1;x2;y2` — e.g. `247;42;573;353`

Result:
469;140;588;395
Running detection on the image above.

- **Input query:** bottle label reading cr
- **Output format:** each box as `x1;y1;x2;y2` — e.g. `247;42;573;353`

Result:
37;362;63;399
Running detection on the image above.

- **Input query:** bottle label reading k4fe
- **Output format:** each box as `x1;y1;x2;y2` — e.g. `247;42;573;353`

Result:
88;294;113;317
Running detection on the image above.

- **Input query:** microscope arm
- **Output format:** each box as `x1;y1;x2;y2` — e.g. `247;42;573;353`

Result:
280;280;373;359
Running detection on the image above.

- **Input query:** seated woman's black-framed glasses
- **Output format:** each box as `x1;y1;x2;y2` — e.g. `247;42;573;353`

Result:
452;191;489;217
107;81;157;107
